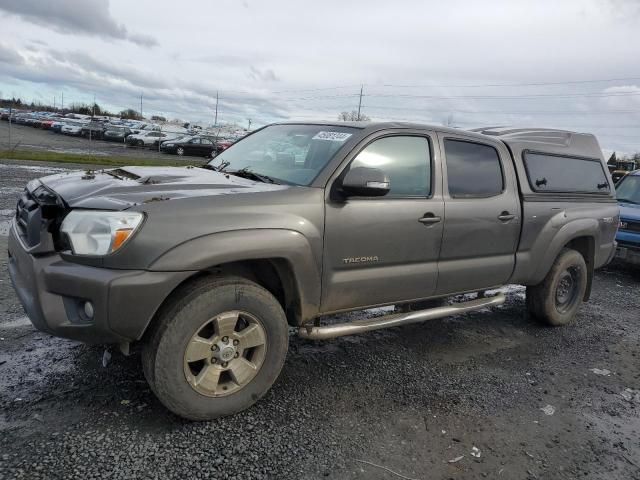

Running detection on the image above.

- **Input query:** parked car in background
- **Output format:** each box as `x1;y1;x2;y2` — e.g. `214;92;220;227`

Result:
215;139;234;153
14;113;29;125
610;159;638;184
61;121;85;136
51;121;66;133
81;120;108;140
103;126;133;142
615;170;640;266
160;136;216;156
126;130;170;147
40;119;57;130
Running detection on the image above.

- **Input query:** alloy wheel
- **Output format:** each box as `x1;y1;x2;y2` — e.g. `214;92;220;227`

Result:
183;311;267;397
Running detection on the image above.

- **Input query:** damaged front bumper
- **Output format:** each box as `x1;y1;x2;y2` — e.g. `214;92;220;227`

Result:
7;221;192;344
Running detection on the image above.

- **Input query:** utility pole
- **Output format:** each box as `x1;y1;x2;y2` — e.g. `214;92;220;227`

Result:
357;84;363;121
90;94;96;143
247;118;252;131
8;98;11;150
53;96;56;111
61;92;64;112
214;91;219;126
140;93;143;120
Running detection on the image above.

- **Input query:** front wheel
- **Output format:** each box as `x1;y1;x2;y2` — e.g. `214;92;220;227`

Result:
176;146;185;156
142;276;289;420
526;248;587;326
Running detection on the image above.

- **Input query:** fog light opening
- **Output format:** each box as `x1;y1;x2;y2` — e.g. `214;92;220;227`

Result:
83;301;94;319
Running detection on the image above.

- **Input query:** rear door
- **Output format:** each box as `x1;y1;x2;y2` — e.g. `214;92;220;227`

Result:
321;131;445;313
436;132;521;294
200;138;214;155
191;138;204;155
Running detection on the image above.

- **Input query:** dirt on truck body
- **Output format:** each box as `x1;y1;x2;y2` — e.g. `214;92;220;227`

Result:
8;121;618;420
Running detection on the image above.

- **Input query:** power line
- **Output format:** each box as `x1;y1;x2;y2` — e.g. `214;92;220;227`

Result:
376;76;640;89
219;76;640;96
362;105;640;115
363;91;640;100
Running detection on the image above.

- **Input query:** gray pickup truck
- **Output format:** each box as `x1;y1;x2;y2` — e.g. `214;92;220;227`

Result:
8;122;619;420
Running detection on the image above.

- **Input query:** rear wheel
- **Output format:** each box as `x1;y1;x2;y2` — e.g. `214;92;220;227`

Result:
142;276;289;420
137;139;144;147
526;248;587;326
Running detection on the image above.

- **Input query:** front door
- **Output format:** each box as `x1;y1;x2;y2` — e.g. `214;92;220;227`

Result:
321;132;445;313
436;133;521;294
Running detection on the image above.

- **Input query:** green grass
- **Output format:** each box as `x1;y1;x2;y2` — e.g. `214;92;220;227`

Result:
0;149;205;167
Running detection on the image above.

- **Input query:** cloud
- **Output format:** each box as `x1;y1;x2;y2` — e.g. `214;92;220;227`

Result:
248;66;279;83
0;0;157;47
0;43;23;65
0;46;289;125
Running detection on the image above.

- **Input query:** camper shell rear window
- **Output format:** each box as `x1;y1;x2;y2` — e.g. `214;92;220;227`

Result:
522;151;610;194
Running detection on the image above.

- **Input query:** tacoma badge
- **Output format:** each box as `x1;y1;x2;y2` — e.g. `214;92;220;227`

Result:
343;256;380;264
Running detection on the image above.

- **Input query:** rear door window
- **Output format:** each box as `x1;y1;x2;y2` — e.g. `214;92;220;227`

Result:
444;139;504;197
523;152;610;193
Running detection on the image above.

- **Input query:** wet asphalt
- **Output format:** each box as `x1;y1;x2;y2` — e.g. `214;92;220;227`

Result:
0;159;639;480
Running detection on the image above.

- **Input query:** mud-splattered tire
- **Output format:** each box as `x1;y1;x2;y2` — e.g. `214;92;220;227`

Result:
526;248;587;326
142;276;289;421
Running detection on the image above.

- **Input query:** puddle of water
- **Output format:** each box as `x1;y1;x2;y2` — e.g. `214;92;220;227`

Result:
0;220;10;236
0;186;22;195
18;145;110;156
0;316;32;329
0;163;70;174
0;209;13;237
487;284;526;300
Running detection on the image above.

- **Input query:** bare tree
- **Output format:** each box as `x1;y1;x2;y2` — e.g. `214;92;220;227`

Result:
338;110;370;122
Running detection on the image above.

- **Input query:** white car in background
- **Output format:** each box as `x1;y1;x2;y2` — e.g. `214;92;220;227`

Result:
61;121;85;136
126;130;180;147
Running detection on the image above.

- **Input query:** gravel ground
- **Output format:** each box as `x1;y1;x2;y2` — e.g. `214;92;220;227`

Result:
0;120;172;158
0;160;639;480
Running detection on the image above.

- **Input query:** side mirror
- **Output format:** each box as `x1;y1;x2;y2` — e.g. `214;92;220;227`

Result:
341;166;390;197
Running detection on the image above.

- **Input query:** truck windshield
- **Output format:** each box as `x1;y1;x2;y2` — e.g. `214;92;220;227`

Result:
207;124;358;186
616;175;640;204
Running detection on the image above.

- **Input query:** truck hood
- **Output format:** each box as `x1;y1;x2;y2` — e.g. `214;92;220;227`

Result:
619;202;640;220
38;166;288;210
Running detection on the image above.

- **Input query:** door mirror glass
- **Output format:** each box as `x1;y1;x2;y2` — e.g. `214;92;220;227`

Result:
342;167;390;197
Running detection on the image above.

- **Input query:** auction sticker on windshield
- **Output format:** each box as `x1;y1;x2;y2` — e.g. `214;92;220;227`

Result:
312;131;353;142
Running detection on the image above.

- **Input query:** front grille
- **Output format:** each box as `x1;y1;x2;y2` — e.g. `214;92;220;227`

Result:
15;186;66;249
15;189;42;247
620;219;640;234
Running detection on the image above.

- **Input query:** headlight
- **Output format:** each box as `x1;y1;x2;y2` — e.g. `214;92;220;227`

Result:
164;143;174;147
60;210;144;256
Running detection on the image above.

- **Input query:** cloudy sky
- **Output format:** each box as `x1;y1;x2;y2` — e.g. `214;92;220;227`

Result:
0;0;639;152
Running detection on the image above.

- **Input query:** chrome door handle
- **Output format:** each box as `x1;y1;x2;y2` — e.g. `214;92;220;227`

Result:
498;212;516;221
419;214;442;225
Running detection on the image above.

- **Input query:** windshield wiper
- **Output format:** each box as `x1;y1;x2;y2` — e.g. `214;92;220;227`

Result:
617;198;639;204
227;167;279;184
216;160;231;172
200;158;230;172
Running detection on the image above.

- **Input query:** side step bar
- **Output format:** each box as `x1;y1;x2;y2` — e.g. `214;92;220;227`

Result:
298;293;506;340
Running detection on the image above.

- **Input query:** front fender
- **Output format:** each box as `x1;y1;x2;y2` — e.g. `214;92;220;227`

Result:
148;229;322;319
